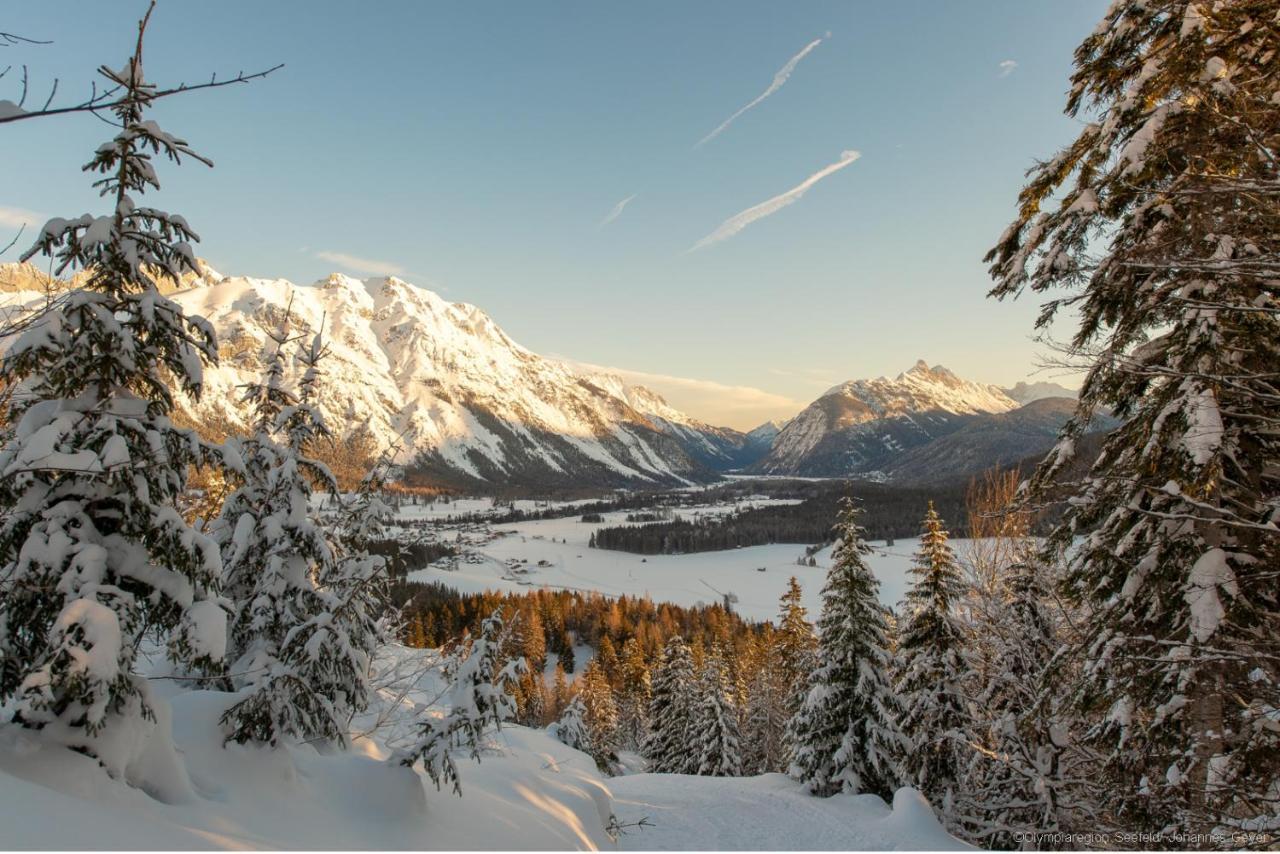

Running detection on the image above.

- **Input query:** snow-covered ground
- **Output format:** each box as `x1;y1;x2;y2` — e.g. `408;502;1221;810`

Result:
0;645;965;851
610;774;966;851
404;502;953;622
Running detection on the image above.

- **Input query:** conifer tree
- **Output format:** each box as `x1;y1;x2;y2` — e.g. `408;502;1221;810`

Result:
550;661;571;720
642;634;697;774
985;0;1280;833
399;610;524;795
894;503;969;817
694;647;742;777
552;695;590;755
788;498;905;799
616;636;651;751
775;577;817;724
955;560;1093;847
0;13;227;757
215;330;348;745
577;659;619;772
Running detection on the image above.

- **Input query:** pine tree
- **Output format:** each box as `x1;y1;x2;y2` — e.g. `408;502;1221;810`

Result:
0;15;227;760
788;497;905;799
642;635;697;774
894;503;970;818
399;610;524;795
985;0;1280;834
693;647;742;777
215;330;347;746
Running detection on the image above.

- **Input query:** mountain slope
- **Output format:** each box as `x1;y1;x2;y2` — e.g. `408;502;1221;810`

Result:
883;396;1109;484
0;264;753;490
751;361;1019;478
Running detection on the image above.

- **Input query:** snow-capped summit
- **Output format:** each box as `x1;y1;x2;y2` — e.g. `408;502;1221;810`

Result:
160;271;771;487
752;361;1019;477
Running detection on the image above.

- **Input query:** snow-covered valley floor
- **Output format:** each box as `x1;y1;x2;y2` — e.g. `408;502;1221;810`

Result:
400;499;966;620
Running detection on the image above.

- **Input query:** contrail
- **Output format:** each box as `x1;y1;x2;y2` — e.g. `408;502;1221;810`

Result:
696;35;826;149
598;194;638;229
688;149;860;253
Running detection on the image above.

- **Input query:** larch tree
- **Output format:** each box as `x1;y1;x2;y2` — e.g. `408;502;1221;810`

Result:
788;497;905;799
642;634;697;774
0;8;227;766
616;636;652;751
894;503;970;819
985;0;1279;836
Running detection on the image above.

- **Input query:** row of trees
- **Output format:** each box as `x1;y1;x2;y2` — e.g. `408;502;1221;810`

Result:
586;480;972;554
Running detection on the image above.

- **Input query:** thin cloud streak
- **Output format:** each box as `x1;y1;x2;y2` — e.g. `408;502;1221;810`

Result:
598;194;638;229
315;250;405;277
998;59;1018;77
0;205;44;230
688;149;860;252
696;35;826;149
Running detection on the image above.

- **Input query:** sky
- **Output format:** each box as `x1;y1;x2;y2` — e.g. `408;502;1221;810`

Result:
1;1;1109;430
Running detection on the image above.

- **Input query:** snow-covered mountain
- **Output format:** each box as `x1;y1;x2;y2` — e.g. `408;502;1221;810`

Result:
751;360;1020;478
0;263;768;489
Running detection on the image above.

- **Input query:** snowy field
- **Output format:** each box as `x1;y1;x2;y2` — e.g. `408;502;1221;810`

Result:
402;501;963;622
0;645;964;851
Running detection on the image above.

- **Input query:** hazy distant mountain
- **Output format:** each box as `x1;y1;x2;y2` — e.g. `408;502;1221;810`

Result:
750;361;1019;478
1003;380;1078;404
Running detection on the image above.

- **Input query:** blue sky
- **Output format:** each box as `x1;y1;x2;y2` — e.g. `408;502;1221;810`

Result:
1;1;1107;429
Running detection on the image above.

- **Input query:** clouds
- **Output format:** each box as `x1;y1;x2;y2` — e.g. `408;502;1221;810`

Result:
0;205;44;230
688;149;860;252
571;359;801;428
696;35;826;149
998;59;1018;77
598;194;638;229
314;250;405;277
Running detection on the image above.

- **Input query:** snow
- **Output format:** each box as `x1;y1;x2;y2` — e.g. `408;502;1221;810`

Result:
1185;548;1237;643
403;503;966;620
0;644;963;850
609;773;968;850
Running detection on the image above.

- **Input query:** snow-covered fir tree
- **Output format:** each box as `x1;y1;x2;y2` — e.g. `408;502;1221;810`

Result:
955;559;1095;847
551;695;590;755
894;503;970;818
577;658;620;772
0;27;226;760
320;447;397;735
693;647;742;777
788;497;905;799
642;635;697;774
399;610;524;795
985;0;1280;835
215;331;351;746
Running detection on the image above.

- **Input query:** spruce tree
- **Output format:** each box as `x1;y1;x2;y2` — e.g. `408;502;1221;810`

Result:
215;331;347;745
642;634;697;774
788;497;905;799
894;503;970;818
578;658;619;772
693;647;742;777
0;16;226;759
985;0;1280;834
552;695;590;755
955;560;1091;848
399;610;524;795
